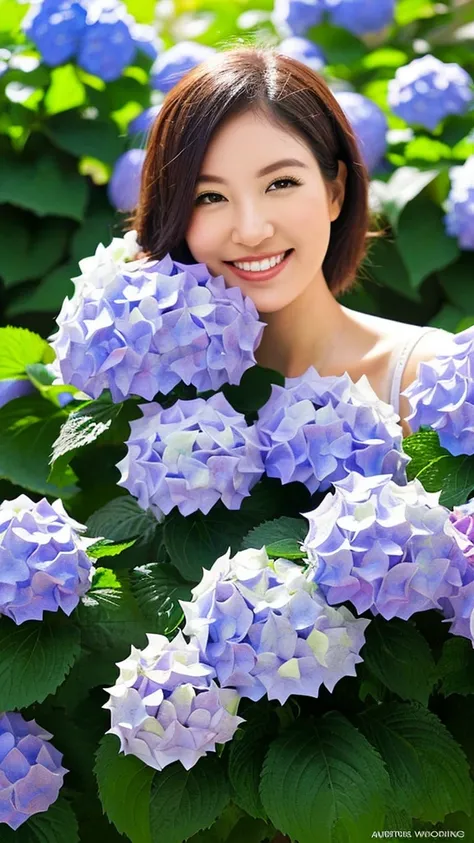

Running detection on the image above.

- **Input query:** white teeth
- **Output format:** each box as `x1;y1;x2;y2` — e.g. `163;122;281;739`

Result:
232;251;287;272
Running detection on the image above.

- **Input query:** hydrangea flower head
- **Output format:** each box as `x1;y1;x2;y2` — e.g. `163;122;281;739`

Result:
403;326;474;456
77;12;135;82
0;712;67;829
255;367;408;494
388;55;473;132
104;631;243;771
272;0;325;37
117;393;265;518
450;500;474;563
277;37;325;72
0;495;94;624
325;0;395;35
444;156;474;251
107;149;146;212
335;91;387;173
22;0;87;66
303;471;467;621
181;546;370;705
150;41;215;92
51;250;265;403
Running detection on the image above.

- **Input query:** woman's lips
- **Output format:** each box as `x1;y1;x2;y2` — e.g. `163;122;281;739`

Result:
225;249;294;282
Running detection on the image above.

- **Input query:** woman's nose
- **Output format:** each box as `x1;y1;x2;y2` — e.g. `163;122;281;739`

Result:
231;206;274;246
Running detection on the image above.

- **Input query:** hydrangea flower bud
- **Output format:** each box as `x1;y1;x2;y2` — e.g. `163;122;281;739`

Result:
181;547;370;705
277;37;325;72
388;55;473;132
334;91;387;173
0;712;67;829
255;367;408;495
403;326;474;456
117;393;265;518
444;156;474;251
104;631;243;771
22;0;87;66
107;149;146;212
150;41;215;92
51;253;265;403
0;378;35;409
325;0;395;35
0;495;94;624
272;0;325;37
303;472;467;621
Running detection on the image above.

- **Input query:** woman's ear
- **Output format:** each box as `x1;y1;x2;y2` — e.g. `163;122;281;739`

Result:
328;160;347;222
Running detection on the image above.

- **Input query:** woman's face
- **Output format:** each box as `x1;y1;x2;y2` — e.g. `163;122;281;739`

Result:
185;108;346;314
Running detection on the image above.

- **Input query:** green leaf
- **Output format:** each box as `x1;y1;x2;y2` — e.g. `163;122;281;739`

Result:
0;394;78;497
86;494;160;545
360;48;408;70
71;209;115;263
86;538;137;558
45;112;125;166
221;365;284;415
0;797;79;843
0;215;71;287
436;637;474;697
259;714;390;843
149;757;231;843
0;155;88;220
91;566;121;589
0;616;80;709
306;21;367;65
363;618;437;705
130;563;192;635
358;702;472;823
6;261;77;316
241;516;308;559
397;197;460;289
395;0;437;25
439;254;474;313
363;237;420;302
378;167;439;230
76;582;149;663
95;734;154;843
44;65;86;115
418;455;474;508
0;326;53;378
228;705;278;820
403;429;449;480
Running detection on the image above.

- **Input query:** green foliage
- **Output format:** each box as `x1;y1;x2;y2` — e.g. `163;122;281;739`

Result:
241;515;308;559
95;735;154;843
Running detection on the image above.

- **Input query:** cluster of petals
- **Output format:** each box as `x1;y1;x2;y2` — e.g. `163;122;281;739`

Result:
116;393;264;518
181;547;370;705
104;632;243;772
439;500;474;643
303;472;467;621
444;155;474;251
403;326;474;455
0;712;67;829
255;367;408;494
51;244;264;404
0;495;94;625
334;90;387;174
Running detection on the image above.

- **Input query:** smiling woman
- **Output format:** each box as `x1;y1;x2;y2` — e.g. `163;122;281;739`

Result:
131;44;453;430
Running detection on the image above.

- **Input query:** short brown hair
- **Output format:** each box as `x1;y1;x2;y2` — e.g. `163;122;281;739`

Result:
132;44;380;296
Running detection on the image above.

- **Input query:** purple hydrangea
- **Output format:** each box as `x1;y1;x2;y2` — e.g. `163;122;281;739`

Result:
435;501;474;642
51;252;265;404
403;326;474;456
277;37;325;72
77;10;136;82
255;367;408;495
104;631;243;771
388;55;473;132
303;472;467;622
0;712;67;830
325;0;395;35
444;156;474;251
0;495;94;624
107;149;146;212
450;501;474;564
272;0;325;37
150;41;215;93
128;105;162;138
181;547;370;705
334;91;387;174
22;0;87;66
0;378;35;409
116;393;265;518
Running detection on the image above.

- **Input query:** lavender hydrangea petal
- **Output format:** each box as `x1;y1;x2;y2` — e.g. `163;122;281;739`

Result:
0;379;35;409
325;0;395;35
388;55;473;132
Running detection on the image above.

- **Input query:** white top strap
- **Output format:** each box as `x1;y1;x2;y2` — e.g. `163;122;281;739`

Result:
389;326;439;415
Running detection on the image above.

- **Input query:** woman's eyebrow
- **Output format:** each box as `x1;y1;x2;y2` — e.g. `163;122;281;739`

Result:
196;157;308;184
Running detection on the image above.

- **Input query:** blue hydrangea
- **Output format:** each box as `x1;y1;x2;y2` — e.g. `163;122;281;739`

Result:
22;0;87;66
104;632;243;771
77;10;136;82
403;326;474;456
303;472;467;621
255;367;408;495
181;547;370;705
128;105;162;139
0;712;67;830
150;41;216;93
325;0;395;35
107;149;146;212
444;155;474;251
277;37;325;72
0;495;94;625
116;393;265;518
272;0;326;37
0;378;35;409
334;91;387;173
129;22;158;61
388;55;473;132
51;252;265;404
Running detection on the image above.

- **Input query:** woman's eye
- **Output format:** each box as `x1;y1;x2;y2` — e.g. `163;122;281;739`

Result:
194;176;301;206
